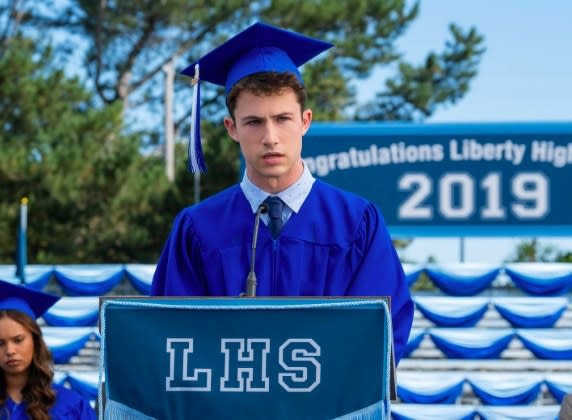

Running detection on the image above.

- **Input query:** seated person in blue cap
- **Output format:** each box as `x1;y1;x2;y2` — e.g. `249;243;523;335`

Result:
151;22;414;364
0;280;96;420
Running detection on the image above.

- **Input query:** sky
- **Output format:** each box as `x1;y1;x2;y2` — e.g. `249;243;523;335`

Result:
359;0;572;264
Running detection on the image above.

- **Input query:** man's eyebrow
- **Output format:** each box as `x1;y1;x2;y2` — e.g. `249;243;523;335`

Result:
239;110;295;122
240;115;263;121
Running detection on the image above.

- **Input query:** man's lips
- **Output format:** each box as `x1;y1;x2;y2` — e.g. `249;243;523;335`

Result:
262;152;284;163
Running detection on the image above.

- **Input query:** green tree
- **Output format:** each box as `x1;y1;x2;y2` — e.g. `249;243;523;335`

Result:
0;1;487;262
22;0;484;148
555;251;572;262
507;238;571;263
0;35;178;263
356;24;485;121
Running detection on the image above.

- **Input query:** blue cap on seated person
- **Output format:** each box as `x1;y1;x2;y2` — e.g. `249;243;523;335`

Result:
0;279;60;320
180;21;333;173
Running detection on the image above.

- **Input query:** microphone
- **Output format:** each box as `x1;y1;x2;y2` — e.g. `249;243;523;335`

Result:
242;202;268;297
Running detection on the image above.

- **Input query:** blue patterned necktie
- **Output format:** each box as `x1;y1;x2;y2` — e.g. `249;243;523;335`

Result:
264;196;284;238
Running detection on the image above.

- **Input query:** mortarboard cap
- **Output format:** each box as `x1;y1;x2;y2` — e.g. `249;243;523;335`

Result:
0;279;60;320
180;21;333;173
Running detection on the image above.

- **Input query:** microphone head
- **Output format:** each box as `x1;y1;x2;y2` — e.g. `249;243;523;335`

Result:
258;203;268;214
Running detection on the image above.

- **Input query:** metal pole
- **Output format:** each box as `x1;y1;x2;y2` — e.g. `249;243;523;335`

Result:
163;59;175;182
459;237;465;263
16;197;28;284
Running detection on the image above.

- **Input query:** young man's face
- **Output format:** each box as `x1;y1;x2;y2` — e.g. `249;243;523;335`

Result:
224;88;312;193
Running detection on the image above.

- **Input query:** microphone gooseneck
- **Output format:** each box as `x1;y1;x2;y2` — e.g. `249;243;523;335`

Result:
243;202;268;297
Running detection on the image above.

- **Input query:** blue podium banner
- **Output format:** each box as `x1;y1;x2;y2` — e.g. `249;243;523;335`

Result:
100;297;392;420
302;122;572;236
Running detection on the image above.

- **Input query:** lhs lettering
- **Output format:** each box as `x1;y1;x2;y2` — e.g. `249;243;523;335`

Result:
166;338;321;393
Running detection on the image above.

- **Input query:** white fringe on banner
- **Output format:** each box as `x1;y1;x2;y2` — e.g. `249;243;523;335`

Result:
333;400;389;420
105;400;157;420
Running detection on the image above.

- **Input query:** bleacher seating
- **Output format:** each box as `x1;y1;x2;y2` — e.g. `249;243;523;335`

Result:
398;262;571;419
1;262;570;419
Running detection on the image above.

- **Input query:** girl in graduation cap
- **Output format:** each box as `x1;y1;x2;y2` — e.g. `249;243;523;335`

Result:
0;280;96;420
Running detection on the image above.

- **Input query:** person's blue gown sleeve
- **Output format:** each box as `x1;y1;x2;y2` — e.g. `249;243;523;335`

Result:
345;202;414;364
50;384;97;419
151;209;207;296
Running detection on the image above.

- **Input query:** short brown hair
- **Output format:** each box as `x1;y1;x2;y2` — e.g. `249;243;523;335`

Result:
226;72;306;119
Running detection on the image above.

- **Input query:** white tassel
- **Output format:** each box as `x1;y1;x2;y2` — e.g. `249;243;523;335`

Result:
332;401;389;420
104;400;157;420
188;63;207;172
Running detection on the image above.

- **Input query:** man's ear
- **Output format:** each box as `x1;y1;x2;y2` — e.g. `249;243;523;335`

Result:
224;116;239;142
302;109;313;135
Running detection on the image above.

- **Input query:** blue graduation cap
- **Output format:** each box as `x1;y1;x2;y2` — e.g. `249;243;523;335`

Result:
0;279;60;320
180;21;333;173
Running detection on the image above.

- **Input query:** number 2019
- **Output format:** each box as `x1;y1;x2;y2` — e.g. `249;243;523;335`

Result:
398;172;549;220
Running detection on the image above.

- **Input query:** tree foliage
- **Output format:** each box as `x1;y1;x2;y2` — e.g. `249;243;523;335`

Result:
0;36;185;263
356;24;485;121
20;0;485;126
0;0;492;263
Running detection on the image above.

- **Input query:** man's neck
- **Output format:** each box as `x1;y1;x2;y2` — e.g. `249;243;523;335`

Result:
248;161;304;194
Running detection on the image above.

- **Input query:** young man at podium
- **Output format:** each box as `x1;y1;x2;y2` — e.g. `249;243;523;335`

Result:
151;21;413;364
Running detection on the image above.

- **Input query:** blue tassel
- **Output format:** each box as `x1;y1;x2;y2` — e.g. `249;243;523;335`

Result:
188;64;208;173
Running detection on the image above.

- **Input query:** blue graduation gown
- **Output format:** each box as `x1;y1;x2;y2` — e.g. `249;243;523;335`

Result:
152;180;413;362
1;383;96;419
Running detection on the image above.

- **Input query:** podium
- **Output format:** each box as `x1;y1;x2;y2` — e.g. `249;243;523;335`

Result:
99;297;395;419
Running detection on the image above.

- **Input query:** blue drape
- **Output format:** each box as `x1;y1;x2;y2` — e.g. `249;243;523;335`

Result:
402;263;424;288
404;328;425;358
504;263;572;296
467;373;542;405
42;327;100;364
1;263;567;298
391;403;477;420
428;328;514;359
394;373;572;407
124;264;155;295
424;264;500;296
414;297;489;327
477;405;560;420
492;297;568;328
54;264;125;296
67;371;99;401
397;372;465;404
392;404;560;420
42;297;100;327
544;374;572;404
516;329;572;360
0;264;54;290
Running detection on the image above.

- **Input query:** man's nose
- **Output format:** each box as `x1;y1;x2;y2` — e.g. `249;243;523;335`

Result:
261;122;279;145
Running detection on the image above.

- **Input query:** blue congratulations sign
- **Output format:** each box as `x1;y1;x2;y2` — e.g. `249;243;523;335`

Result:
303;122;572;236
100;297;392;420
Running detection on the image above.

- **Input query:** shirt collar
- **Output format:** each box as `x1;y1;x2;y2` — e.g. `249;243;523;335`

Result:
240;163;315;213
